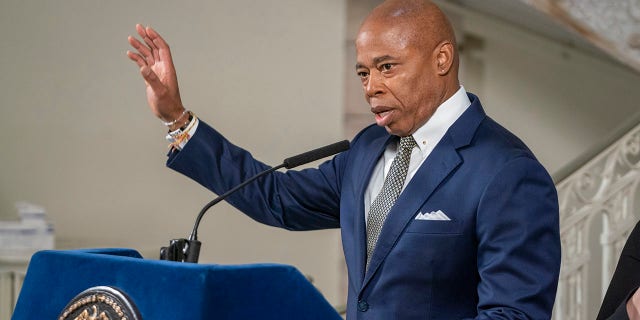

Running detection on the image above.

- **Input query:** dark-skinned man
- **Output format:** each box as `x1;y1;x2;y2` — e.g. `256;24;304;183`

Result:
127;1;561;318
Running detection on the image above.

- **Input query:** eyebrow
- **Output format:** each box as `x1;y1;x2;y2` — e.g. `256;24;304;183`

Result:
355;55;397;70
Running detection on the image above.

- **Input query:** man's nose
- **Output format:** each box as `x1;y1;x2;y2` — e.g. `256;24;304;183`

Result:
365;72;385;97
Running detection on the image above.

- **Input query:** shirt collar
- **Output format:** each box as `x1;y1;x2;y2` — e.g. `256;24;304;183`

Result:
411;86;471;154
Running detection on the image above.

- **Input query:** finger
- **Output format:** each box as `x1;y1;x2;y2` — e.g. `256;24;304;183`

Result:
128;36;154;64
143;36;160;62
145;26;165;61
126;50;147;68
135;24;148;39
136;25;159;62
147;26;173;61
152;37;173;59
146;26;169;49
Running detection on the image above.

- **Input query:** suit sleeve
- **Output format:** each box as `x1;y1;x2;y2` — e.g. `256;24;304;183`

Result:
166;120;344;230
465;156;561;320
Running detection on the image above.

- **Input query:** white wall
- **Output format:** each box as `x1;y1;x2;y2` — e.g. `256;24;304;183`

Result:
441;1;640;178
0;0;346;305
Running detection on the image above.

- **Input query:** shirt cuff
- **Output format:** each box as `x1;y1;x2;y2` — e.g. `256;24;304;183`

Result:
166;117;200;151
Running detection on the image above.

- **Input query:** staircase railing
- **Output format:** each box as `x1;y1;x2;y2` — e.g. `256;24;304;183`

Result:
553;122;640;319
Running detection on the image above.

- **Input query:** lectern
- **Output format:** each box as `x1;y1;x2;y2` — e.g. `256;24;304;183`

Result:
12;248;342;319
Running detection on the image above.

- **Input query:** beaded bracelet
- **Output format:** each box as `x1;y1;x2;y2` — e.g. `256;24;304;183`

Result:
162;109;189;127
167;112;198;151
178;112;194;131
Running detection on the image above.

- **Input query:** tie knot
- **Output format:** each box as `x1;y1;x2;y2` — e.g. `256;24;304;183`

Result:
399;136;417;152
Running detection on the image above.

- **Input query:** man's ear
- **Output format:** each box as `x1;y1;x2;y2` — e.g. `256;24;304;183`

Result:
436;41;455;75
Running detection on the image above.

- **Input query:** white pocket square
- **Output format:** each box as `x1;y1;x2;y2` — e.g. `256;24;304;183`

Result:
415;210;451;221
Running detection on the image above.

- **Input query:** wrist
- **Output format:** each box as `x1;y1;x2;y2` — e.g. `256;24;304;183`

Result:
163;109;189;131
166;111;198;151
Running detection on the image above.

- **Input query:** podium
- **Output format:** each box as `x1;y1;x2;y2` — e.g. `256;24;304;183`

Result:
11;248;342;319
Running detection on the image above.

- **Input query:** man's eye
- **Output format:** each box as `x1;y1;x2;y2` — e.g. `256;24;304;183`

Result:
381;63;393;71
357;71;369;78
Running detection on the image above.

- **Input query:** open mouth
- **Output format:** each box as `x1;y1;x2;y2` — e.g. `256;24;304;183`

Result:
374;109;394;126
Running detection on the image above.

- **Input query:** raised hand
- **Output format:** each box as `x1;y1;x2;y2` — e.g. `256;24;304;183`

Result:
127;24;185;128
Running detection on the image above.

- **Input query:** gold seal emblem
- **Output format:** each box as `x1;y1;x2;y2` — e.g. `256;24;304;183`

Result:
58;286;141;320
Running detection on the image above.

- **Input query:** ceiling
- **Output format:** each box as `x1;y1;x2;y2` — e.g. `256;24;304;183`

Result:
443;0;615;62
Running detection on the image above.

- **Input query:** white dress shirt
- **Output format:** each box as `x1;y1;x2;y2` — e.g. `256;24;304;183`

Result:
364;86;471;223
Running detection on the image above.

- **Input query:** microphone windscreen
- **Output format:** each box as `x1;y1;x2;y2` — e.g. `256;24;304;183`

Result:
283;140;350;169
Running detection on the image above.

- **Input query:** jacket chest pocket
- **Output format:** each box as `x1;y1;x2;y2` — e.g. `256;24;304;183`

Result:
405;218;463;235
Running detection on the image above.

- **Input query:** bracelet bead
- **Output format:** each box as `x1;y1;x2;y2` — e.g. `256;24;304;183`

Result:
162;109;189;127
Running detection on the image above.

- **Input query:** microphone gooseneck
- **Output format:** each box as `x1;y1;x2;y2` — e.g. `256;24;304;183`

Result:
188;164;285;242
160;139;350;263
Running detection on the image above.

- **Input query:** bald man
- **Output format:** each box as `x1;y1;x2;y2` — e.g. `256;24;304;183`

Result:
128;0;560;318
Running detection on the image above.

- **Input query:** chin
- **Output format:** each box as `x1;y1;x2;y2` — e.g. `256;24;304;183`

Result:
382;126;406;137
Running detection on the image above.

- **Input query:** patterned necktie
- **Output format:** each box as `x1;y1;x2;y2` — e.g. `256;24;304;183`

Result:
366;136;417;268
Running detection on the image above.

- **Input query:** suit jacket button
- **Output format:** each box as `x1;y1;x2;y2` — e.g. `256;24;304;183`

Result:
357;300;369;312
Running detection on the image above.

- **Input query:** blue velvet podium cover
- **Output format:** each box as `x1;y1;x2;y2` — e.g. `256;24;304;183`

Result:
12;248;342;319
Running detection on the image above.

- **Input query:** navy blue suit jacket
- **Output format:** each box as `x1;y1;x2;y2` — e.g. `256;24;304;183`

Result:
168;93;561;319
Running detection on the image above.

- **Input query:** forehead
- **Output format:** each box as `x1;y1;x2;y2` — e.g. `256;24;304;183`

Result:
355;22;417;63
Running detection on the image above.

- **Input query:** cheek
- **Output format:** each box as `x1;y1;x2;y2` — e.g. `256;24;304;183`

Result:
413;75;441;103
363;92;369;103
386;75;417;105
402;77;440;120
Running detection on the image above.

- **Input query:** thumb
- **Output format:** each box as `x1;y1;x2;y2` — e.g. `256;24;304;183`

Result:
140;66;164;92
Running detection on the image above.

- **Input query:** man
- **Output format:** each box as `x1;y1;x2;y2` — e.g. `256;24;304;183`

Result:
127;0;561;318
598;220;640;320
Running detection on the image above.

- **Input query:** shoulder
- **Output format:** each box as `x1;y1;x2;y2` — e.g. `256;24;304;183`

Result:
452;95;550;183
451;93;535;161
475;115;535;159
623;221;640;256
348;123;389;149
352;123;387;141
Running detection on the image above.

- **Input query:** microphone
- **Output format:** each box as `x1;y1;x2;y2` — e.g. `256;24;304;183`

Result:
283;140;350;169
160;139;350;263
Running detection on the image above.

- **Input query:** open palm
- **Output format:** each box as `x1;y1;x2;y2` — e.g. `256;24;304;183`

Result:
127;24;184;123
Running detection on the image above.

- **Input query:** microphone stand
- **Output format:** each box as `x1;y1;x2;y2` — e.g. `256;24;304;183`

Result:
160;164;285;263
159;140;349;263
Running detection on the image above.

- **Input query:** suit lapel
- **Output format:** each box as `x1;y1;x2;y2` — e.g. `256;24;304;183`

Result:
361;134;462;289
352;134;396;288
